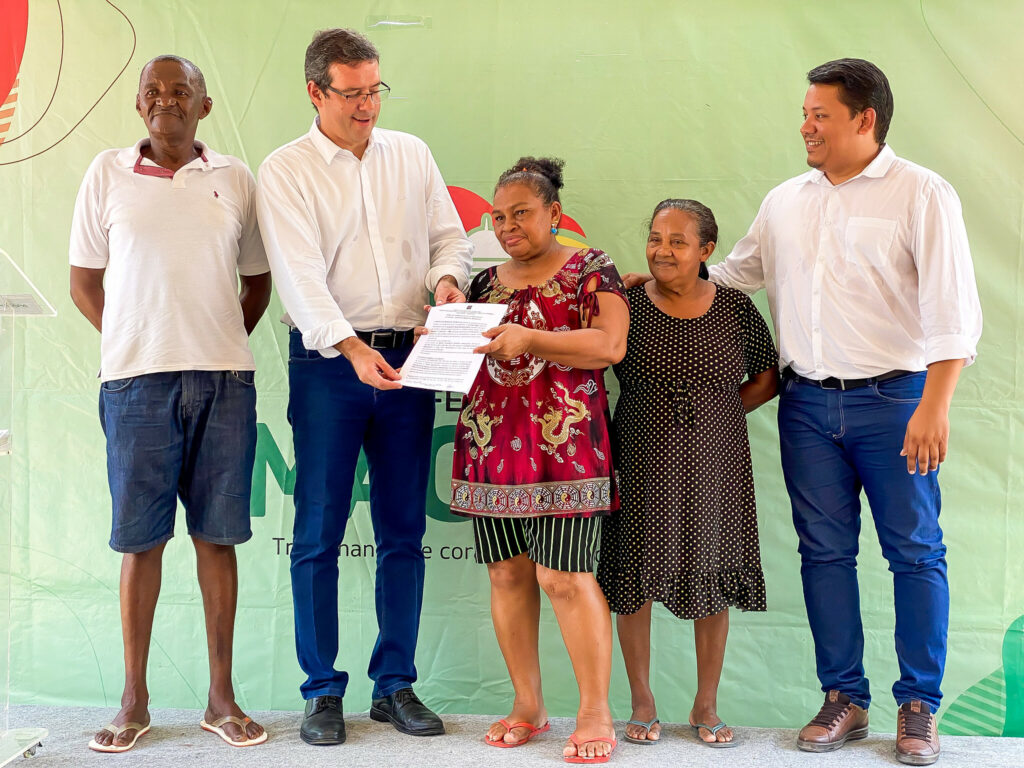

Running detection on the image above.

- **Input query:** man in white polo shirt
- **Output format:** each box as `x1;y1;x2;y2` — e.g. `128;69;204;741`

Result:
256;28;472;746
70;55;271;752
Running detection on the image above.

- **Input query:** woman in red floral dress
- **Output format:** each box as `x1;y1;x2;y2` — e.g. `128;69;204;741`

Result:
449;157;628;763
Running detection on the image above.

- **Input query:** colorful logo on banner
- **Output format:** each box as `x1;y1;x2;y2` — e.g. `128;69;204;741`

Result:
250;186;589;523
447;185;589;278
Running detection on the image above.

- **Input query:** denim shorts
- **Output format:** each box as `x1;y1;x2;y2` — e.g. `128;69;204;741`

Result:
99;370;257;553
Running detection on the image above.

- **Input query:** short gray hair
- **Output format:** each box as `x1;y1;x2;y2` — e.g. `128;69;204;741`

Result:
140;55;206;98
304;28;379;91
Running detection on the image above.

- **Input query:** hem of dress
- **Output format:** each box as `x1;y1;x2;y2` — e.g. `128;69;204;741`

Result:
451;507;613;520
601;567;767;621
451;476;615;517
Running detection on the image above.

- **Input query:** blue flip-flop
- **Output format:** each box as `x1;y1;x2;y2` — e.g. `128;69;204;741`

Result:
691;722;738;748
623;718;660;745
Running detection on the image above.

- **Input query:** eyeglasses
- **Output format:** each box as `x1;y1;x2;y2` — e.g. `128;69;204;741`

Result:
322;82;391;106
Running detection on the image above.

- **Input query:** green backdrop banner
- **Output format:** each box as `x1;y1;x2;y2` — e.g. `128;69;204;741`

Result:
1;0;1021;737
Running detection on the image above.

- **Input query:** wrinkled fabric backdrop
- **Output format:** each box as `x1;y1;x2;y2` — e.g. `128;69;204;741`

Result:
0;0;1021;738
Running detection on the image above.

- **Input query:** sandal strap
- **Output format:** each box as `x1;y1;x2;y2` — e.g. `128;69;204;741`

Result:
694;721;727;735
101;721;149;736
207;715;251;729
627;718;660;729
505;721;540;731
569;733;616;747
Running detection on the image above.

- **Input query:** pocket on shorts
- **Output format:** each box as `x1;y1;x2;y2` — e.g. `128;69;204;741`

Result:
101;376;135;394
228;370;256;387
845;217;897;268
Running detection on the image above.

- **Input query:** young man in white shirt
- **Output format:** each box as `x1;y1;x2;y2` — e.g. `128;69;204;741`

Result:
256;28;472;746
70;56;271;753
712;59;980;765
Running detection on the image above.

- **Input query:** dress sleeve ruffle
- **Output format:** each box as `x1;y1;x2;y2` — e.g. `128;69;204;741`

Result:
736;290;778;377
577;249;628;328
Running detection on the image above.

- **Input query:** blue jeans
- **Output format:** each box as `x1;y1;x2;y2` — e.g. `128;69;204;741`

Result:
99;370;257;553
778;372;947;713
287;330;435;700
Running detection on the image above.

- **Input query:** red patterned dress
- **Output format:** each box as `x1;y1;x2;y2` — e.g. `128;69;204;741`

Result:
451;248;627;519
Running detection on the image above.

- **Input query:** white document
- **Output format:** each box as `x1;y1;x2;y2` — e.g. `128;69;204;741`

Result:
400;302;508;394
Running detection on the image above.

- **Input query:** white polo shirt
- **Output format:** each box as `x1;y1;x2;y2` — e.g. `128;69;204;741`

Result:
710;145;982;379
256;123;473;357
70;139;269;382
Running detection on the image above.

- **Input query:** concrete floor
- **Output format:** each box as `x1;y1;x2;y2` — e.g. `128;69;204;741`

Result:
5;706;1024;768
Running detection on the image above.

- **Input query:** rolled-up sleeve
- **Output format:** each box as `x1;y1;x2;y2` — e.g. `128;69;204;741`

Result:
913;179;983;367
256;158;352;357
422;149;473;293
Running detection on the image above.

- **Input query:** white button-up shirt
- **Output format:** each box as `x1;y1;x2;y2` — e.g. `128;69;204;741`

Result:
256;122;473;357
709;145;982;379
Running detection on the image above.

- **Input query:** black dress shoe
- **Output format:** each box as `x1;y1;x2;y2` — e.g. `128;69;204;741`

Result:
370;687;445;736
300;695;346;745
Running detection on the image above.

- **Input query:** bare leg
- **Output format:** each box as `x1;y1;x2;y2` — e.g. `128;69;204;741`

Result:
616;601;661;741
690;608;732;743
535;565;615;760
91;542;166;748
484;553;548;745
193;537;264;743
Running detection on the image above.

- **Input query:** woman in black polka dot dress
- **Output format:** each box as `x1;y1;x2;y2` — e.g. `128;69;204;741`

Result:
596;199;779;748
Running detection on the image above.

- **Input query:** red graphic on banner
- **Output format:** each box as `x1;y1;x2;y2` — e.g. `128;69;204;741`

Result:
448;185;586;239
447;185;589;278
0;0;29;145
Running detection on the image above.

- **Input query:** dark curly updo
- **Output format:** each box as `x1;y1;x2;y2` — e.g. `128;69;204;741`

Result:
494;156;565;206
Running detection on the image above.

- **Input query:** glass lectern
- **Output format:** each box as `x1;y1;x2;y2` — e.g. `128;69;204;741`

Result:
0;250;55;765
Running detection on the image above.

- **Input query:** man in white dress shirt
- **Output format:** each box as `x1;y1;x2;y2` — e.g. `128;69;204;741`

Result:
710;59;981;765
256;28;472;746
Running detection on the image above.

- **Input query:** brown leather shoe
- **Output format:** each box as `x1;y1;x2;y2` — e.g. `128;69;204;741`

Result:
797;690;869;752
896;701;939;765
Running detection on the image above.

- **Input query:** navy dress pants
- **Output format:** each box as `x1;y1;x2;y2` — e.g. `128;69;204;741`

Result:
287;329;435;700
778;372;947;713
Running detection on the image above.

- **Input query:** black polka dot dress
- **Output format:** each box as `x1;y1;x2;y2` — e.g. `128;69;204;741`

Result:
597;283;776;620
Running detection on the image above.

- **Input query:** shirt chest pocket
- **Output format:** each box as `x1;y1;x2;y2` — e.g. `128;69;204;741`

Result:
845;216;897;268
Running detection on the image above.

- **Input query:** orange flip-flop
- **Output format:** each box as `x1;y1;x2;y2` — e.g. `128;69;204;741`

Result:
484;718;551;748
564;733;617;763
